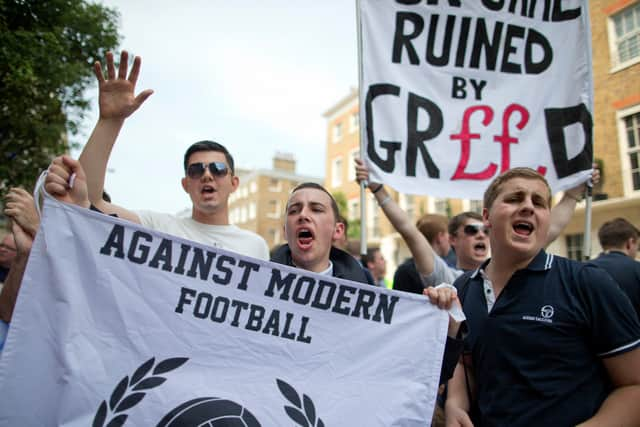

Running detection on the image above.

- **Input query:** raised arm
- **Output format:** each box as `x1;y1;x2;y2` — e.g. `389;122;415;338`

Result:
546;164;600;246
354;159;437;277
0;221;33;323
78;51;153;222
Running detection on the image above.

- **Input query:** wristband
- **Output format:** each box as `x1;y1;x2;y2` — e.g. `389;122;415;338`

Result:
370;184;383;194
379;195;391;207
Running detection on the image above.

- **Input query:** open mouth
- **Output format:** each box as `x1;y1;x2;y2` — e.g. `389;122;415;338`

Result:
297;228;314;249
473;242;487;252
513;221;534;236
202;185;215;195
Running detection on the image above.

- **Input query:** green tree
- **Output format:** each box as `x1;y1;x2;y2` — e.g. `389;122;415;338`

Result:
0;0;120;194
332;191;347;217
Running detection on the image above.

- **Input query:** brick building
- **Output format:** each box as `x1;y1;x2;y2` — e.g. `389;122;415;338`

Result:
324;0;640;272
228;153;322;251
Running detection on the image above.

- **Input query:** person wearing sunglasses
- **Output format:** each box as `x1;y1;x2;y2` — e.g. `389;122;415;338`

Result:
73;51;269;260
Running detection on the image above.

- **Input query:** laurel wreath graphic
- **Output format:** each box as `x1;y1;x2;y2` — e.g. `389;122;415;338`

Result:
92;357;189;427
276;379;325;427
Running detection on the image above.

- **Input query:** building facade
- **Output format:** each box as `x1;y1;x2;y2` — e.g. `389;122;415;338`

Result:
325;0;640;273
228;153;322;251
549;0;640;259
323;91;483;280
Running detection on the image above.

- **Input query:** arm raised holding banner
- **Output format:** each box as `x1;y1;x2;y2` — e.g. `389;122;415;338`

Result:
78;51;153;223
546;163;600;246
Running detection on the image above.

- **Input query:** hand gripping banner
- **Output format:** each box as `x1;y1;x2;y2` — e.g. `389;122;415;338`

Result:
0;195;449;426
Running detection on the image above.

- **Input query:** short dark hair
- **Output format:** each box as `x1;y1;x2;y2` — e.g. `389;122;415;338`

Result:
598;217;639;249
289;182;339;221
362;247;380;265
183;140;235;175
448;211;483;236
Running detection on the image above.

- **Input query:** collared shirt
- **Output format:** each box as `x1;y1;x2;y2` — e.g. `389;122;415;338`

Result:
456;250;640;426
589;250;640;319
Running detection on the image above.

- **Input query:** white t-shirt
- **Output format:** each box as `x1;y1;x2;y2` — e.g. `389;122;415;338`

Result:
421;254;463;287
136;211;269;260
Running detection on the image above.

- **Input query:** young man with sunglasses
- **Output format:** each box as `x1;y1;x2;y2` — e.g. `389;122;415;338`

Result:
445;168;640;426
75;51;269;260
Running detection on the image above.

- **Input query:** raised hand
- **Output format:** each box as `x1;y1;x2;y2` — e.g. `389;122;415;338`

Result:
45;156;91;208
94;51;154;121
4;188;39;237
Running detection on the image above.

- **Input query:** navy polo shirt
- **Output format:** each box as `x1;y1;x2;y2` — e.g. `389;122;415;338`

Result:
590;251;640;319
456;250;640;427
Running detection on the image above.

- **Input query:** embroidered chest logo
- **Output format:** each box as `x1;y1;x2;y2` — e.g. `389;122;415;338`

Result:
540;305;554;319
522;305;555;324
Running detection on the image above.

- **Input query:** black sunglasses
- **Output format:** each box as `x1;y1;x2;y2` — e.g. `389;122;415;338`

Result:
186;162;230;179
463;223;489;236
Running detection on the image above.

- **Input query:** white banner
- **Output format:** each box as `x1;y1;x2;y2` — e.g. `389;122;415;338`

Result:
0;196;448;426
359;0;593;198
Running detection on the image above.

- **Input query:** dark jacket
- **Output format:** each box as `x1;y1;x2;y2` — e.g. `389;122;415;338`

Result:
270;244;370;284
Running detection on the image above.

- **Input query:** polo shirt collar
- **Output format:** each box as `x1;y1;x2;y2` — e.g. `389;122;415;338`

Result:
469;249;553;278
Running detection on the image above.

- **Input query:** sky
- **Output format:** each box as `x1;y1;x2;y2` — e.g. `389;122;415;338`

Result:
73;1;359;213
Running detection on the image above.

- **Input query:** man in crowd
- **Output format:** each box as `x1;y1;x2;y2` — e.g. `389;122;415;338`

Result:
445;168;640;426
362;247;390;288
76;51;268;259
590;217;640;318
271;183;371;283
355;159;595;293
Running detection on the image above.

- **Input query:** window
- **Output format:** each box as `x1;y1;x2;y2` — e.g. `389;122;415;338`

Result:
610;3;640;67
333;122;343;142
434;198;449;216
268;178;281;192
268;200;280;219
331;157;343;187
268;228;280;245
249;202;256;220
349;113;359;133
624;111;640;191
368;197;381;238
348;199;359;221
468;200;483;214
565;234;584;261
401;194;415;222
249;181;257;193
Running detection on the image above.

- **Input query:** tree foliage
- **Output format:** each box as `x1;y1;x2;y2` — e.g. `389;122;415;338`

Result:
0;0;120;194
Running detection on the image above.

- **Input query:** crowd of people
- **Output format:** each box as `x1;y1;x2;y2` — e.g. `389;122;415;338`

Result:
1;51;639;425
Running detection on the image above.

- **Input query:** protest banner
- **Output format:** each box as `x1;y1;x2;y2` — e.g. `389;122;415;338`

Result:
358;0;593;199
0;195;449;426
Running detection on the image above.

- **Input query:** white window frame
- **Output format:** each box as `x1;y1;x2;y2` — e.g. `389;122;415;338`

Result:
267;199;281;219
607;2;640;72
333;122;343;143
331;156;343;187
349;112;359;134
616;103;640;195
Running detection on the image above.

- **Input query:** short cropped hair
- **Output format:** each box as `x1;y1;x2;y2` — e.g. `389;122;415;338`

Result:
289;182;340;222
183;140;235;175
416;214;449;244
598;217;639;249
448;211;483;236
483;167;551;211
362;247;380;265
